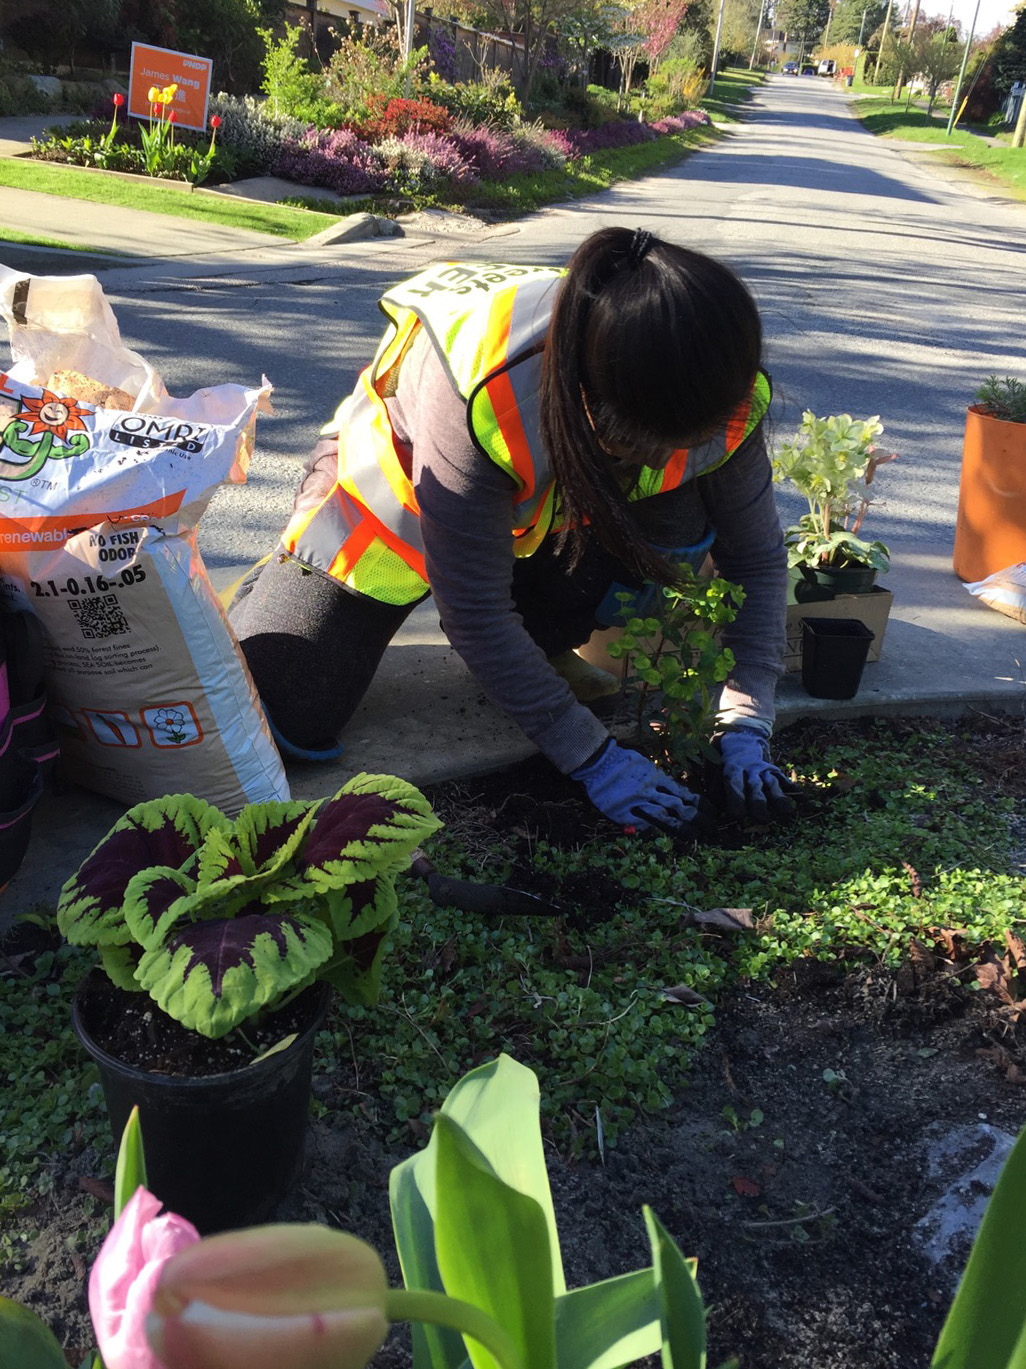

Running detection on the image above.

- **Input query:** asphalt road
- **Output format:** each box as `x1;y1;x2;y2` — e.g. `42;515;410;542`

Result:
8;77;1026;587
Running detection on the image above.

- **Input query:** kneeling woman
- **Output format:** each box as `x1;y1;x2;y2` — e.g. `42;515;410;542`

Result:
230;227;794;834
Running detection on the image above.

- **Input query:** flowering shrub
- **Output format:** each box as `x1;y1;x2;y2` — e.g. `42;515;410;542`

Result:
208;92;309;175
449;120;558;180
379;130;478;193
353;94;453;142
649;110;711;134
552;119;658;160
428;26;460;83
272;127;388;197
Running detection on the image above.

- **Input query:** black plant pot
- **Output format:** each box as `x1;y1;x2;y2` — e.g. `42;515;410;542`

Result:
793;563;878;602
800;617;875;700
72;972;328;1234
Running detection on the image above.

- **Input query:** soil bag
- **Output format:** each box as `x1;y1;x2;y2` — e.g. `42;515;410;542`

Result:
0;265;286;815
965;564;1026;626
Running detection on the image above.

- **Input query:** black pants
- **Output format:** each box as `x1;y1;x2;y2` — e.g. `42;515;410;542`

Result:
229;534;637;751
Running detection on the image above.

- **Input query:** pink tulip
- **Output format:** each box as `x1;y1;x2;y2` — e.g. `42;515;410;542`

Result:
89;1187;200;1369
147;1225;389;1369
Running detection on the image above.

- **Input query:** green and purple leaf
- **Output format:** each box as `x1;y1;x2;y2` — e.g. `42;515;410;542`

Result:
290;775;442;893
134;905;334;1039
57;794;228;947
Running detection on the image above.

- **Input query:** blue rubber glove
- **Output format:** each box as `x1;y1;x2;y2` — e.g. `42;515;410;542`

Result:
717;727;797;824
571;738;714;836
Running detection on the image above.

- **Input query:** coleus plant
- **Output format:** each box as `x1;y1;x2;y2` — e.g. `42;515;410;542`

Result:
56;772;441;1039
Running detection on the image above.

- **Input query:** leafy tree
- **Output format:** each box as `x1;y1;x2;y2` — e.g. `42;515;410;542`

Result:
560;0;621;87
713;0;762;64
828;0;887;46
775;0;830;55
990;3;1026;96
5;0;119;70
175;0;282;93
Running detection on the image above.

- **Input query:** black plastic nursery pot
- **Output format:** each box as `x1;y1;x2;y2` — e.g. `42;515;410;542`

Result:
800;617;875;700
792;563;878;602
72;972;328;1234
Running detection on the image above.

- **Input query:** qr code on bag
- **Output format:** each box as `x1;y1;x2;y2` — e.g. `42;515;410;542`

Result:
68;594;130;639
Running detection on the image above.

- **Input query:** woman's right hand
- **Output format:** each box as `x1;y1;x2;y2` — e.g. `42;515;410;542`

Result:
571;739;715;836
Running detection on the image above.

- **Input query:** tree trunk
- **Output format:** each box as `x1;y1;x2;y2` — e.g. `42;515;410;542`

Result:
1014;86;1026;148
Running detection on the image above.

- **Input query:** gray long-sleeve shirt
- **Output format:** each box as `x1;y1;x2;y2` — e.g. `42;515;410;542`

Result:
387;331;787;775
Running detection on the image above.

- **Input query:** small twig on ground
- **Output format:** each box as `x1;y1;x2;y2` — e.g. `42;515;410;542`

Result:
740;1206;835;1230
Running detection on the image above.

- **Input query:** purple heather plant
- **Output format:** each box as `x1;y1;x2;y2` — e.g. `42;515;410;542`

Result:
449;121;553;180
272;127;387;196
393;129;478;185
649;110;711;134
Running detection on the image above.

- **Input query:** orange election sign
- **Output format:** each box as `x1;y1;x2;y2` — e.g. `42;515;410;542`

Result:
128;43;213;133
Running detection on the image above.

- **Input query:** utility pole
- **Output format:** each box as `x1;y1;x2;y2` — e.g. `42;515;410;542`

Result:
749;0;768;69
857;7;868;46
1014;82;1026;147
708;0;728;94
873;0;895;80
403;0;416;94
946;0;980;135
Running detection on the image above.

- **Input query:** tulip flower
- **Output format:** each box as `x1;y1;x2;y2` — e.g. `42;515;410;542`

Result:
147;86;160;104
89;1187;199;1369
148;1226;389;1369
113;92;125;107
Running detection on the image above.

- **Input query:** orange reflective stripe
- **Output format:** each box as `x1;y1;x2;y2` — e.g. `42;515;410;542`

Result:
724;391;754;454
327;516;376;581
658;448;689;493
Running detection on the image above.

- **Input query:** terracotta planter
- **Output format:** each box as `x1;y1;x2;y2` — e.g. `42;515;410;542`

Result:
72;972;328;1233
953;405;1026;582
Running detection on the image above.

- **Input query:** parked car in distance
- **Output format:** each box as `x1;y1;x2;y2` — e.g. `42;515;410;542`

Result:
818;58;836;75
800;63;817;75
782;61;799;74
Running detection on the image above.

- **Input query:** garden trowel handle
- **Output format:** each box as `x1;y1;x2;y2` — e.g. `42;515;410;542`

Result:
409;850;561;918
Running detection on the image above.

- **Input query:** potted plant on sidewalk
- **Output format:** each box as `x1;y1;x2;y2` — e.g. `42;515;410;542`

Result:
58;772;440;1232
772;410;898;673
953;375;1026;583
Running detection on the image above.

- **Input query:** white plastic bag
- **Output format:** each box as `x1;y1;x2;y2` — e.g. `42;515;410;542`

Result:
0;265;287;814
965;563;1026;626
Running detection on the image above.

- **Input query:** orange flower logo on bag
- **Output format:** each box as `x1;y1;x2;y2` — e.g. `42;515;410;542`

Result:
0;385;93;480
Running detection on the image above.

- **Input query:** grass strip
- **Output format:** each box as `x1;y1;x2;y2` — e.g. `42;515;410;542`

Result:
0;159;341;240
852;97;1026;200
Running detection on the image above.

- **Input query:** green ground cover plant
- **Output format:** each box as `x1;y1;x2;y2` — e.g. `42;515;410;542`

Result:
1;714;1021;1267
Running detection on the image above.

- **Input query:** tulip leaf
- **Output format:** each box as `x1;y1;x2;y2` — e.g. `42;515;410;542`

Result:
554;1268;661;1369
434;1113;556;1369
390;1157;473;1369
433;1054;565;1294
0;1295;68;1369
643;1206;706;1369
113;1105;147;1218
932;1123;1026;1369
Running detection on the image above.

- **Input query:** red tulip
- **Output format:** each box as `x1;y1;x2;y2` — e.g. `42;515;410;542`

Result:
210;115;222;129
169;111;176;123
113;93;125;107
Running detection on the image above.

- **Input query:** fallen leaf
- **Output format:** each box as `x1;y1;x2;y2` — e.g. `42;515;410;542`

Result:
78;1176;114;1204
661;984;713;1008
902;861;923;898
1006;930;1026;972
690;907;755;933
731;1175;761;1197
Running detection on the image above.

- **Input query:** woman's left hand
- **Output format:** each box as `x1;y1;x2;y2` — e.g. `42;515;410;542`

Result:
716;727;797;823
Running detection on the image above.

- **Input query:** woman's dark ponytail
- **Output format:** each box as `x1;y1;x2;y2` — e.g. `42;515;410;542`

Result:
539;226;763;585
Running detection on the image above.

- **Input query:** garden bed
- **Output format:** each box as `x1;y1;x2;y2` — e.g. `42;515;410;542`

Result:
3;713;1025;1367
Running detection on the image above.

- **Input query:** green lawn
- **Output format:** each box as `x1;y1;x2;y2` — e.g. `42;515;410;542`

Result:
852;95;1026;200
0;158;342;240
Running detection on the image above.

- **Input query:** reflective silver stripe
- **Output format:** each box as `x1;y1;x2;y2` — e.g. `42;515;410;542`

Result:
292;486;369;574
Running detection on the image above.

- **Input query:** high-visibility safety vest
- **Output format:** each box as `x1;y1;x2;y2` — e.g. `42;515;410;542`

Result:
281;261;772;606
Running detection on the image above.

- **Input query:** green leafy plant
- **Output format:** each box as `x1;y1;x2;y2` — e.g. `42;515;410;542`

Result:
56;773;440;1039
140;82;180;177
772;411;898;572
975;375;1026;425
606;568;744;776
390;1053;716;1369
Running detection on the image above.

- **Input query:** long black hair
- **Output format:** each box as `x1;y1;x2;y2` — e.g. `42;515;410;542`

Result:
539;226;763;585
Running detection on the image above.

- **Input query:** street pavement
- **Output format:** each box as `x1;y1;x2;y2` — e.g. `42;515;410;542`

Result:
0;83;1024;919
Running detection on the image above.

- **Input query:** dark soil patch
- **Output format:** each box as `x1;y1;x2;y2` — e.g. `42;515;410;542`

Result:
5;714;1026;1368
